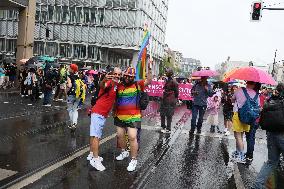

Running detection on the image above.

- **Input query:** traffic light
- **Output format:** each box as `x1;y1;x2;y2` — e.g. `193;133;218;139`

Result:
251;2;262;21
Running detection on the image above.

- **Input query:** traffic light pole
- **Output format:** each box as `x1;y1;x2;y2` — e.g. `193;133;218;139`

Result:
263;7;284;10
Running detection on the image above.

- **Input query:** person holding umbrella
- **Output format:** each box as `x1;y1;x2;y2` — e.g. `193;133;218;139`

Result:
224;66;276;164
190;70;217;134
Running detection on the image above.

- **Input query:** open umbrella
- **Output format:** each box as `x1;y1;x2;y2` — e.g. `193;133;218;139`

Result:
223;67;276;85
88;70;98;75
192;70;218;77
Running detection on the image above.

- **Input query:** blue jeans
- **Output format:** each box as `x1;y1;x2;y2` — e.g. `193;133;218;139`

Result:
67;95;80;125
191;105;207;131
43;90;52;105
245;123;259;158
254;132;284;189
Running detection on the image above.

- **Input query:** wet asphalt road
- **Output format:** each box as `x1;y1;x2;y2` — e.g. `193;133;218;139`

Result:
1;93;283;189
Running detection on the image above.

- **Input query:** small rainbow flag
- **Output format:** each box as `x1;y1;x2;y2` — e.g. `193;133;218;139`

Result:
136;26;150;80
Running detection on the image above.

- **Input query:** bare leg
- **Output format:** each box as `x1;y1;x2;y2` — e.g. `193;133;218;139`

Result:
92;137;100;158
117;127;126;150
127;127;138;158
234;132;244;152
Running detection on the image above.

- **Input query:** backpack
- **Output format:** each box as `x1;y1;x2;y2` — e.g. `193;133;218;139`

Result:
135;82;149;110
259;98;284;132
238;88;260;125
74;79;86;103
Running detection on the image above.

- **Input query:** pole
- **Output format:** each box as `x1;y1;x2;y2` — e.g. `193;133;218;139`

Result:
263;7;284;10
272;49;277;77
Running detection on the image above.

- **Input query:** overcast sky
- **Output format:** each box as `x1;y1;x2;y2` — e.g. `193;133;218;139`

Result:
165;0;284;69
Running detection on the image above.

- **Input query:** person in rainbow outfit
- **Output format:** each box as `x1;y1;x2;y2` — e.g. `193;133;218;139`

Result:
114;67;152;172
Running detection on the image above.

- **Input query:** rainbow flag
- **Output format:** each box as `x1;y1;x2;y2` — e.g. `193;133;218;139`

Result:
136;28;150;80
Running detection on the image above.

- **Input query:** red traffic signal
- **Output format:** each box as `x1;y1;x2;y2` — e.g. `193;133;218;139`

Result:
251;2;262;21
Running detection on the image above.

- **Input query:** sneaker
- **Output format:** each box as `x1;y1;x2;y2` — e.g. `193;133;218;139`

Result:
224;131;231;136
245;156;253;164
231;151;239;159
43;104;51;107
87;153;103;161
116;151;129;161
90;158;106;171
165;129;171;134
161;128;167;133
127;159;138;172
236;154;246;164
68;124;77;130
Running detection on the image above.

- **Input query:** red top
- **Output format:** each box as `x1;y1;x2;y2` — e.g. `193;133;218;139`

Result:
92;80;117;118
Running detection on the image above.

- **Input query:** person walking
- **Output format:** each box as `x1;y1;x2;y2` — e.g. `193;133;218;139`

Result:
231;81;260;163
190;77;214;134
87;67;122;171
221;86;234;136
114;66;152;172
66;64;86;130
160;68;179;133
254;83;284;189
206;94;221;133
54;65;67;101
42;67;55;106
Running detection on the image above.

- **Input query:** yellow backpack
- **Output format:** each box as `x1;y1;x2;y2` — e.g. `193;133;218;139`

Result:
75;79;86;103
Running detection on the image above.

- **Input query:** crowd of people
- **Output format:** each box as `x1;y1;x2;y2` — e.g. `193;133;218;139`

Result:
1;61;283;187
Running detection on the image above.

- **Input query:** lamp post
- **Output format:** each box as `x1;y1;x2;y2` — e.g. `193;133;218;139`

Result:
271;49;277;77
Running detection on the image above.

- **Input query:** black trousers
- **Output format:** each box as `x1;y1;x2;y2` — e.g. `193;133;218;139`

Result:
161;115;173;131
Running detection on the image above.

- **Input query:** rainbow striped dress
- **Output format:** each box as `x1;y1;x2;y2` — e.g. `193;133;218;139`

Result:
116;81;144;123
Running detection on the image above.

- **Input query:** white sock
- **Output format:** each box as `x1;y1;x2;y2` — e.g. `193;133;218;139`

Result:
224;128;228;132
90;152;93;155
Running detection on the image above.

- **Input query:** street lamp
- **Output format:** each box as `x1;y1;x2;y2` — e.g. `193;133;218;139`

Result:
272;49;277;77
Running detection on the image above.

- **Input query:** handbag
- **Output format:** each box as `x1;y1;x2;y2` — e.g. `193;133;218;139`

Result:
259;99;284;132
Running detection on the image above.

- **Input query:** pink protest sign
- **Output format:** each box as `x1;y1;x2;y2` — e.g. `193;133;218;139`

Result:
178;83;193;100
145;81;193;100
144;81;164;97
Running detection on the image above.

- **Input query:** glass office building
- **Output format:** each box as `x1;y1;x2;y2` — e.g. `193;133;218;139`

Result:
0;0;168;71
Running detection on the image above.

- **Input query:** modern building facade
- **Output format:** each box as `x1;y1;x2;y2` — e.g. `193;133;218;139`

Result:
181;58;201;76
0;0;168;72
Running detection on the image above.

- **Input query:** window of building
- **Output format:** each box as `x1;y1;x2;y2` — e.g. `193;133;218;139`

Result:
74;45;86;59
34;41;44;55
46;42;58;57
84;8;90;23
62;6;69;23
0;10;6;19
48;6;54;21
59;43;72;58
88;46;97;59
70;7;76;23
0;39;5;51
6;39;16;52
90;8;97;24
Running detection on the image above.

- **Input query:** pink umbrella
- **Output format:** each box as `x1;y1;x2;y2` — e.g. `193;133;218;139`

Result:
192;70;218;77
223;67;276;85
88;70;98;75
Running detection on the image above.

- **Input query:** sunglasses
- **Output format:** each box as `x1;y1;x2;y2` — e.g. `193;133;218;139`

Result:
124;75;134;79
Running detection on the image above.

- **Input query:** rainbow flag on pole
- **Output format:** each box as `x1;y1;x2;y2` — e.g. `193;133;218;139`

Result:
136;26;150;80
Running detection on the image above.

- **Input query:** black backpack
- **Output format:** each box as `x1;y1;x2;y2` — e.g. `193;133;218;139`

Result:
135;82;149;110
259;98;284;132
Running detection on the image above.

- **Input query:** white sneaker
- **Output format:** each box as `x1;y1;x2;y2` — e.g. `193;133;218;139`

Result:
87;153;103;161
161;129;167;133
127;159;137;172
224;131;230;136
90;158;106;171
116;151;129;161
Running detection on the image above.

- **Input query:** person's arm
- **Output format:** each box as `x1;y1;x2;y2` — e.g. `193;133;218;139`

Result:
144;68;152;87
174;81;179;98
67;76;72;89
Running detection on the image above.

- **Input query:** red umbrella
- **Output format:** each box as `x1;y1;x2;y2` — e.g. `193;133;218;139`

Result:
223;67;276;85
192;70;218;77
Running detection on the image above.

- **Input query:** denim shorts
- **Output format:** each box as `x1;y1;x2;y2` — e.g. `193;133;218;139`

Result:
90;113;106;138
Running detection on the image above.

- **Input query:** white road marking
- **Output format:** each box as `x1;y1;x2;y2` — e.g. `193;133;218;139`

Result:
0;168;17;181
8;133;117;189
